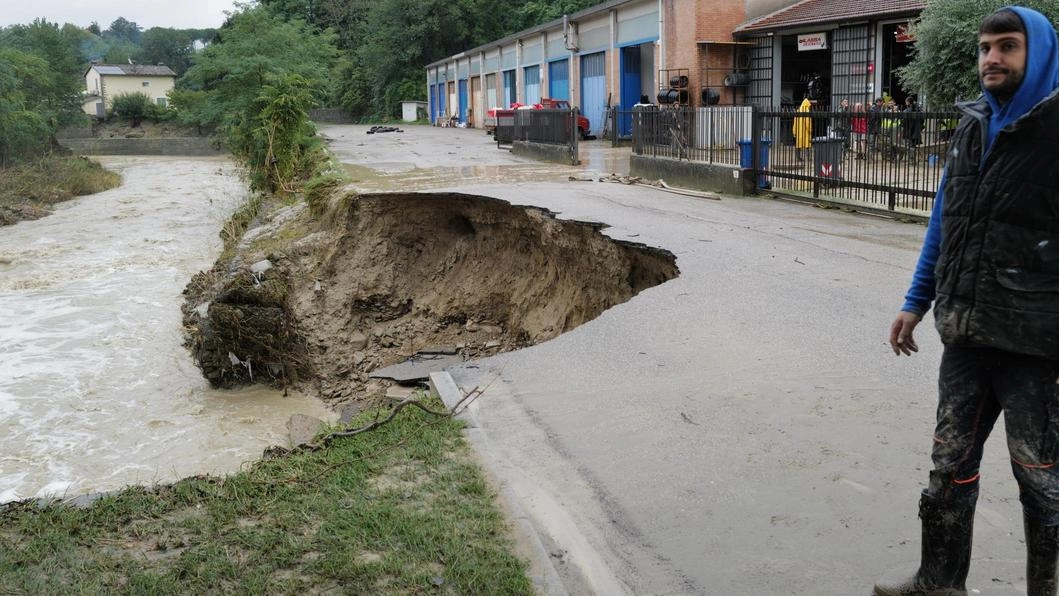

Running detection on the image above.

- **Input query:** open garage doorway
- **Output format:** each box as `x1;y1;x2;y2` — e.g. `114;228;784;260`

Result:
881;21;916;106
780;32;832;110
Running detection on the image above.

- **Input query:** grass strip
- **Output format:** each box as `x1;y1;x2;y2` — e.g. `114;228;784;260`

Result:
0;398;532;595
0;155;121;227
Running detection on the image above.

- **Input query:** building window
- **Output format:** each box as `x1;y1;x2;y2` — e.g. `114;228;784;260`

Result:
142;81;150;87
156;98;167;107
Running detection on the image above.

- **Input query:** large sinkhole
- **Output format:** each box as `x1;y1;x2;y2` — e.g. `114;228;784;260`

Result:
187;192;678;402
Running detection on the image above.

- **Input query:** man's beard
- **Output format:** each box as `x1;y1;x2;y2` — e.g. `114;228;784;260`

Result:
982;68;1025;101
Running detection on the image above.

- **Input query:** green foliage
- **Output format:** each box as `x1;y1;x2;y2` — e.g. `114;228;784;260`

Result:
0;156;122;226
900;0;1059;105
103;17;143;45
178;5;337;192
0;19;88;129
109;92;170;126
0;49;51;166
0;20;88;164
167;88;209;129
179;6;337;133
233;73;321;192
138;27;195;76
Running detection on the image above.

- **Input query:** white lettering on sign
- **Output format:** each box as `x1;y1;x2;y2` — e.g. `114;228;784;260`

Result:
797;33;828;51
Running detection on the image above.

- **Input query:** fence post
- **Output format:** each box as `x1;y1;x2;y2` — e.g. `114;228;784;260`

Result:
571;107;580;165
751;105;762;190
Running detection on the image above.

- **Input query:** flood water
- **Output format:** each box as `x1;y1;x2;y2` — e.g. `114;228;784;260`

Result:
0;156;333;503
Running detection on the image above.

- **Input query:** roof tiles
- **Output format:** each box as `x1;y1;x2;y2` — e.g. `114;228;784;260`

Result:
735;0;925;33
91;64;177;77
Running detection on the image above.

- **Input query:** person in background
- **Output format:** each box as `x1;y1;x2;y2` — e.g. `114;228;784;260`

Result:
903;95;924;147
792;95;813;161
868;96;885;150
833;98;852;149
876;6;1059;596
850;102;868;159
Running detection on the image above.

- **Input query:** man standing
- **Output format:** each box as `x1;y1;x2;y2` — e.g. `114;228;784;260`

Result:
868;96;885;151
877;7;1059;596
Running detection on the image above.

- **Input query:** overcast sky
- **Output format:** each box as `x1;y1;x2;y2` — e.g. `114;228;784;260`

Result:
0;0;240;30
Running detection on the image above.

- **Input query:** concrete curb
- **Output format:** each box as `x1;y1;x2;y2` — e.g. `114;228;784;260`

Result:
429;372;568;596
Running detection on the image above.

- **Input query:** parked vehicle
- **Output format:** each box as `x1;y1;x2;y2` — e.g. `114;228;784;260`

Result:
485;99;591;139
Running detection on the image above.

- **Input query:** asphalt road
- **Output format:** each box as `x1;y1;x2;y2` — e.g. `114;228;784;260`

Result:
323;124;1026;596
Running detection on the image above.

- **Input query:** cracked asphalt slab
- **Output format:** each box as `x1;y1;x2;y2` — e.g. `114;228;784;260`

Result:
324;124;1027;595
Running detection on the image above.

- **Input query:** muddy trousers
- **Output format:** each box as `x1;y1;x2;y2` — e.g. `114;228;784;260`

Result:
887;346;1059;595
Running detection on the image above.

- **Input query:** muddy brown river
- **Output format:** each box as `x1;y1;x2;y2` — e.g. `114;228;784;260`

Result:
0;156;333;503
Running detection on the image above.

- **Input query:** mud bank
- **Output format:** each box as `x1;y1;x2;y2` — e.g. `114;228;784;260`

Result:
184;191;678;405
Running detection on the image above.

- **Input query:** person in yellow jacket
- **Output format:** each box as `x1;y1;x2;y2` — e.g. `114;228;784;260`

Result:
792;96;813;161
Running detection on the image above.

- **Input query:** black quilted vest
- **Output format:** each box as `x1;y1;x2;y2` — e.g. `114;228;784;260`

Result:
934;91;1059;359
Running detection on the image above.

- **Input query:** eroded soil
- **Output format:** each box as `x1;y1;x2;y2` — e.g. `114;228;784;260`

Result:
183;190;678;407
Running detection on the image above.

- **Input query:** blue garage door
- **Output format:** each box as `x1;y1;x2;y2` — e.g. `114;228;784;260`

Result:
435;83;446;120
548;59;569;100
429;84;437;123
458;80;468;123
619;46;642;137
580;52;606;137
524;65;541;104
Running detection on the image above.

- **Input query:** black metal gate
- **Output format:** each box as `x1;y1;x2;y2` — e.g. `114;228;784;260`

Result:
753;107;956;215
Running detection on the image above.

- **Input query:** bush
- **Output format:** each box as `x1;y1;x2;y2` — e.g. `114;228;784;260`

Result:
108;92;171;126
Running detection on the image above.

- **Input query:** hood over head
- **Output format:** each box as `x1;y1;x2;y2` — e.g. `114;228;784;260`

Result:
983;6;1059;142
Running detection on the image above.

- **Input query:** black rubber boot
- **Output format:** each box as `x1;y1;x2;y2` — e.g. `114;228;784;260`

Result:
1025;514;1059;596
872;495;974;596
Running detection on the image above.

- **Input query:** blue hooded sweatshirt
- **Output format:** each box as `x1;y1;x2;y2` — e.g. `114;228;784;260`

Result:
901;6;1059;315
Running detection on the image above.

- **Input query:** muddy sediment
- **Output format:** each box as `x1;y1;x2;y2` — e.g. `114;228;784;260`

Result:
183;191;678;405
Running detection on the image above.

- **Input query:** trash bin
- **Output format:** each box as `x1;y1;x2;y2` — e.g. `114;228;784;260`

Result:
812;136;844;180
737;138;772;189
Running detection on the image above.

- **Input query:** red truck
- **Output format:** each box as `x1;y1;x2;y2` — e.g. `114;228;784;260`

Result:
486;98;591;139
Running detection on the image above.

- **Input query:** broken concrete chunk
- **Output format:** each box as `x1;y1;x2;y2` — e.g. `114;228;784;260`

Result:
353;351;366;365
385;385;416;401
287;413;325;447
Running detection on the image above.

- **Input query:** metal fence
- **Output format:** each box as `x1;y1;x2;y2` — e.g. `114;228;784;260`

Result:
495;108;579;156
631;105;960;216
630;105;753;164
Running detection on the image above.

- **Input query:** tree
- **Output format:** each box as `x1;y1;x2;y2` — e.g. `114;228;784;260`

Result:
138;27;194;75
178;5;337;189
899;0;1059;105
0;19;87;129
0;48;51;166
180;5;337;131
104;17;143;46
238;73;320;191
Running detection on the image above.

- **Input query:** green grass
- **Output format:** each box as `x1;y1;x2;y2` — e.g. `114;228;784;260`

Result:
0;155;122;226
0;399;532;595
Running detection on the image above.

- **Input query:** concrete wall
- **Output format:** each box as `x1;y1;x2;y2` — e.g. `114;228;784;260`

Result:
57;137;225;157
630;154;751;195
511;140;579;166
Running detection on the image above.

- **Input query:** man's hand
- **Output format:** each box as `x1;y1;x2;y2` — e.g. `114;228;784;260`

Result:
889;311;922;355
